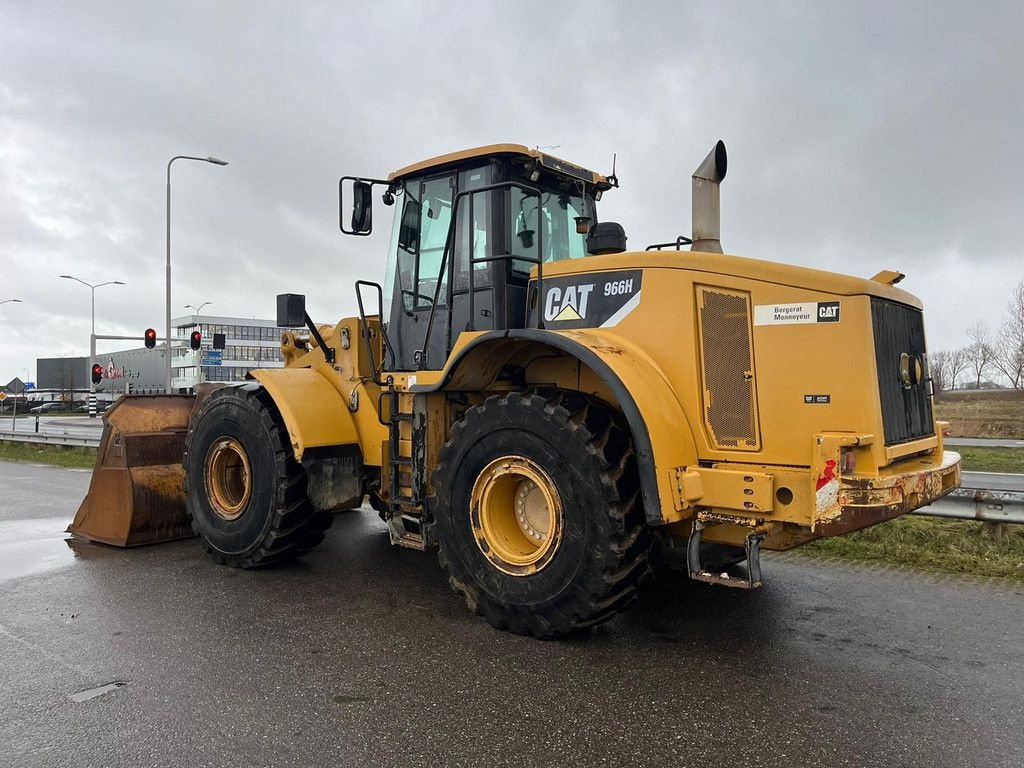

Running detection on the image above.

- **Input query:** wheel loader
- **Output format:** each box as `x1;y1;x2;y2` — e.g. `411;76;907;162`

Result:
71;140;961;638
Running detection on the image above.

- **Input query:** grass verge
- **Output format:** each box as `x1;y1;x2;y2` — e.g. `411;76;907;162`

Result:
0;442;97;468
803;515;1024;581
954;446;1024;473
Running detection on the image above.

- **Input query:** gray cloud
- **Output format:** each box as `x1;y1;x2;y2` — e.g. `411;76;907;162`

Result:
2;0;1021;384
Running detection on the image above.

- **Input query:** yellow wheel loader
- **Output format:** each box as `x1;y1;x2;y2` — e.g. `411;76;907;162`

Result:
72;140;961;638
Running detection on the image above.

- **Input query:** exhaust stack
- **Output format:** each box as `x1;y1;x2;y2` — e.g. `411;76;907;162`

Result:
691;140;728;253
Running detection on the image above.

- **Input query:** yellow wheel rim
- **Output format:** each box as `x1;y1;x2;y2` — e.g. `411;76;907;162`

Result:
205;437;253;521
470;456;563;576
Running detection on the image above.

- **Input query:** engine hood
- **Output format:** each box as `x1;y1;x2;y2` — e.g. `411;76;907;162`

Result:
538;250;923;309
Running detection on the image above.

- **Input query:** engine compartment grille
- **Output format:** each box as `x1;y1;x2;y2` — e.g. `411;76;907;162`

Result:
871;298;934;445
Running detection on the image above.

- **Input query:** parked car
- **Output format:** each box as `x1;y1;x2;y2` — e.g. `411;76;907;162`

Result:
76;402;109;413
29;402;69;414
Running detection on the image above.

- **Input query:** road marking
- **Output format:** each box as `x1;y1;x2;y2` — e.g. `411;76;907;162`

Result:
0;622;91;677
68;681;129;703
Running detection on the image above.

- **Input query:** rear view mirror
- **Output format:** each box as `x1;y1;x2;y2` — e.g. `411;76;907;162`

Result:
339;176;389;236
351;181;373;234
398;199;421;252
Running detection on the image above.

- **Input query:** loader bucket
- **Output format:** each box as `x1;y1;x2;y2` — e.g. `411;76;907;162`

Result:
69;394;197;547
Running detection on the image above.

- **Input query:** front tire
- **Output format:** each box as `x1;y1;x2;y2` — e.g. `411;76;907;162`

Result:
184;384;332;567
432;391;651;638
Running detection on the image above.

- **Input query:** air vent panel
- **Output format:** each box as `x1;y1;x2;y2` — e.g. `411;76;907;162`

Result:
697;286;760;450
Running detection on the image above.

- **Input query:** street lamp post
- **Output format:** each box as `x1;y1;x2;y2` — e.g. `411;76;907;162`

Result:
59;275;125;417
166;155;228;394
0;299;23;305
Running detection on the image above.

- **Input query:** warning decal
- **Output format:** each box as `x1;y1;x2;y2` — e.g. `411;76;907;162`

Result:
754;301;841;326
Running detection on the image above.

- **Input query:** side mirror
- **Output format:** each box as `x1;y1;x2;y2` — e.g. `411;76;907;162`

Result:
351;181;373;234
398;199;421;252
277;293;306;328
339;176;390;236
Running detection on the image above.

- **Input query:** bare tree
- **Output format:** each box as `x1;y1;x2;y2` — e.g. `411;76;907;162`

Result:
930;348;971;392
930;349;951;392
965;321;995;389
993;279;1024;390
949;346;969;390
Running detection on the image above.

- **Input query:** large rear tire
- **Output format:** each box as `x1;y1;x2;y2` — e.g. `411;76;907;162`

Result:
432;390;651;638
184;383;332;568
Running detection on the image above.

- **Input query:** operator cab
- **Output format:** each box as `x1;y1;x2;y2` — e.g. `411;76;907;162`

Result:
341;145;617;371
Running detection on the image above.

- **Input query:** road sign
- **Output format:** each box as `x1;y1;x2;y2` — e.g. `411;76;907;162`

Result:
0;392;7;402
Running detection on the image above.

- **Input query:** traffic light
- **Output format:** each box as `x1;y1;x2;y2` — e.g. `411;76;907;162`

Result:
91;363;103;385
144;328;157;349
190;330;202;351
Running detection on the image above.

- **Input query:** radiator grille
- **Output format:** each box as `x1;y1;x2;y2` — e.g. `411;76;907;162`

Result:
871;298;934;445
697;287;760;449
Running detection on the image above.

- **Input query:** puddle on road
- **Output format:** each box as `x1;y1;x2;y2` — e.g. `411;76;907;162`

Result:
0;517;108;583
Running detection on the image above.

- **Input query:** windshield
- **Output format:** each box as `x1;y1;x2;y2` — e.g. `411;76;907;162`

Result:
510;186;593;275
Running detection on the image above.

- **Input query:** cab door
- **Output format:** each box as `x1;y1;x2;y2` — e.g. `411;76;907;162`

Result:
448;165;498;353
383;172;455;370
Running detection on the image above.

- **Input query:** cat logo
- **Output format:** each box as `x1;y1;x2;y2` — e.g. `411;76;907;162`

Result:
817;302;840;322
544;284;594;322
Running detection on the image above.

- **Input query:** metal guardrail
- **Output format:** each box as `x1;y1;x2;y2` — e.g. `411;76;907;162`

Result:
914;488;1024;525
0;429;1021;522
0;430;101;448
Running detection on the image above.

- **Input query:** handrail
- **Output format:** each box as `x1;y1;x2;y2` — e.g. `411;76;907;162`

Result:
420;180;545;370
355;280;396;383
646;235;693;251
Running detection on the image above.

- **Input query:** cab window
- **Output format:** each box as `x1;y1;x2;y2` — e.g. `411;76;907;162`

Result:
453;164;495;291
510;187;589;275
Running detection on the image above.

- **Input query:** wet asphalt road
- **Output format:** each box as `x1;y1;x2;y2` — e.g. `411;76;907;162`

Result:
1;461;1023;768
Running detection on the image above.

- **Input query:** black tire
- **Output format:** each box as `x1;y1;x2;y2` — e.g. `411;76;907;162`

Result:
432;390;651;638
184;383;333;568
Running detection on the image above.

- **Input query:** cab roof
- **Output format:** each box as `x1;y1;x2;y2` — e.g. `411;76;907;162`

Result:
388;143;608;187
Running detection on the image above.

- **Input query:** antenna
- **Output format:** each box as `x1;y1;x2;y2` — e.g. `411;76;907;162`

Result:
607;153;619;187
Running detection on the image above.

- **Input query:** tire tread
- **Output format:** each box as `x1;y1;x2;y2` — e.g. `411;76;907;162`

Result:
433;389;651;638
183;384;332;568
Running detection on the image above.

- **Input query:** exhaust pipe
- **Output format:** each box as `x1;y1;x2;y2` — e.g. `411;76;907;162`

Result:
691;140;728;253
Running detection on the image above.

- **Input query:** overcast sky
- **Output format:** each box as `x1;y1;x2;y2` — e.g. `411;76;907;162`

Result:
1;0;1021;385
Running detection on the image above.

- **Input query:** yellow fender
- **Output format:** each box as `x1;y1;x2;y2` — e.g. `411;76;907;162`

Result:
416;328;699;525
556;328;699;523
249;368;359;461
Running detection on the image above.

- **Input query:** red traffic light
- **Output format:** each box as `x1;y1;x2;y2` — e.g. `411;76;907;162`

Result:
91;363;103;385
144;328;157;349
190;330;202;351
